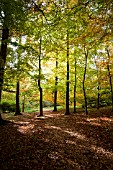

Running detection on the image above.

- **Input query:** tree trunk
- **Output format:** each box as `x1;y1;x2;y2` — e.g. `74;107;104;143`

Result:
0;25;9;124
65;30;70;115
53;59;58;112
38;82;43;116
94;57;100;110
73;55;77;113
0;106;5;125
106;49;113;112
15;81;21;116
97;81;100;110
39;87;43;116
83;47;88;115
38;37;43;116
95;59;100;110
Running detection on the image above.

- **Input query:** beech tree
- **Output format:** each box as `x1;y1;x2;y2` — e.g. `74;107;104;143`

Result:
53;57;58;112
1;0;113;121
106;48;113;112
0;0;31;124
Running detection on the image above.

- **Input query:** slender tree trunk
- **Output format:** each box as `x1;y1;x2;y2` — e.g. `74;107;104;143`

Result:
0;24;9;124
38;82;43;116
15;37;22;116
97;81;100;110
65;30;70;115
53;59;58;112
53;89;58;112
73;55;77;113
83;47;88;115
106;49;113;112
38;37;43;116
22;95;25;112
15;81;21;116
94;58;100;110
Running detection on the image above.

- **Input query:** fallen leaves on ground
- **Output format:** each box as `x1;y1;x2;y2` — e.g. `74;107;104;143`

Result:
1;107;113;170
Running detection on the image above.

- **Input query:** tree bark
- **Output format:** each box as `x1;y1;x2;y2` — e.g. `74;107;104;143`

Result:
73;54;77;113
65;30;70;115
83;46;88;115
0;24;9;124
15;81;21;116
38;83;43;116
106;49;113;112
97;81;100;110
53;59;58;112
94;58;100;110
38;37;43;116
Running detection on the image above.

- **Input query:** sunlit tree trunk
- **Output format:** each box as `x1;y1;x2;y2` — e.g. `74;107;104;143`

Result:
83;46;88;115
0;19;9;124
106;49;113;112
53;58;58;112
38;37;43;116
65;29;70;115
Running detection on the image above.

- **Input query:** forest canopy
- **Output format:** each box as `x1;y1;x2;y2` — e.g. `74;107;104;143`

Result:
0;0;113;119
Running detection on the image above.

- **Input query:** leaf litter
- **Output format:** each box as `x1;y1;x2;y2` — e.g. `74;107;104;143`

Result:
1;107;113;170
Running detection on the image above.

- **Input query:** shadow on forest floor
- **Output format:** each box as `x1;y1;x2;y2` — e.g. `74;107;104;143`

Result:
1;107;113;170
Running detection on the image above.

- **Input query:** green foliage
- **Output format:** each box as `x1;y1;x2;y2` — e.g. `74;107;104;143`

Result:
43;100;54;107
1;0;113;115
0;101;16;113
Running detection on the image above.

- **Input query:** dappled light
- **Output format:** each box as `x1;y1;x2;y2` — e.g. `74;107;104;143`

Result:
100;117;113;122
45;125;87;140
1;108;113;169
13;121;35;134
45;125;62;130
17;124;35;134
91;145;113;159
63;130;86;140
1;0;113;169
14;121;30;125
65;140;76;145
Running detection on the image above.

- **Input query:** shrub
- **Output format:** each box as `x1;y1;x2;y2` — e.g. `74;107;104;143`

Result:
43;101;54;107
0;101;16;113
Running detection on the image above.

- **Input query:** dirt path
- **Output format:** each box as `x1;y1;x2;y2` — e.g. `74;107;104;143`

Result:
1;108;113;170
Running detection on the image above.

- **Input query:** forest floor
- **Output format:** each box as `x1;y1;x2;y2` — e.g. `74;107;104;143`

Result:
1;107;113;170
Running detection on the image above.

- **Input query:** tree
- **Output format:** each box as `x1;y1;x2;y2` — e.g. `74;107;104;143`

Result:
53;57;58;112
94;54;101;110
0;0;30;124
0;17;9;124
15;37;22;116
38;37;43;116
106;48;113;112
65;29;70;115
83;46;88;115
73;49;77;113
